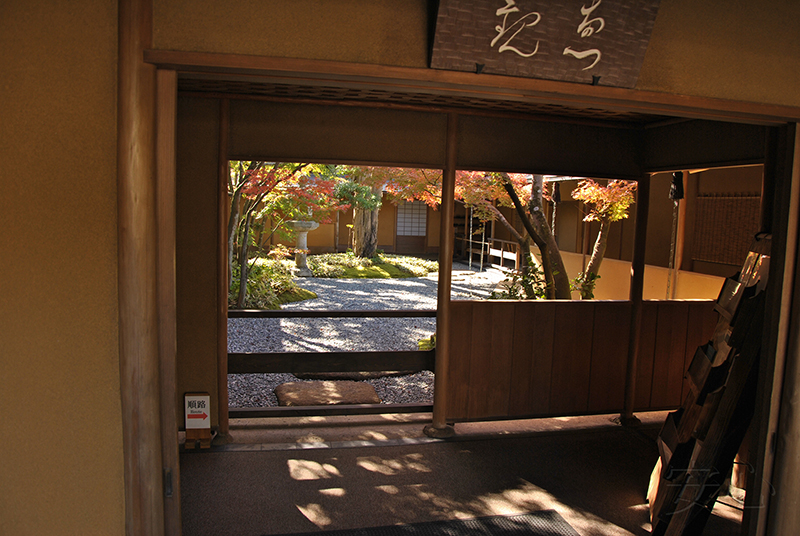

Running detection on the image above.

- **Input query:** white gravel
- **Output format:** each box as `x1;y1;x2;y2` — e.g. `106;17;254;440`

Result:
228;263;507;407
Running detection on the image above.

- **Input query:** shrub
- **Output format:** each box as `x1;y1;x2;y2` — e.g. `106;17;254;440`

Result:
490;257;550;300
229;255;304;309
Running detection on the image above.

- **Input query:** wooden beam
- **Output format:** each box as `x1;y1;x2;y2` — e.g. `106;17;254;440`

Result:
764;126;800;534
427;113;458;438
227;350;435;374
621;174;651;424
680;171;699;272
217;99;230;439
118;0;164;534
229;404;432;420
156;68;180;536
228;309;436;318
746;124;799;536
761;128;779;233
643;121;767;172
142;50;800;125
668;171;688;299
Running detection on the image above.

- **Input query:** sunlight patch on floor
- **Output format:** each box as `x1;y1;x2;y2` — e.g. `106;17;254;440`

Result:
296;503;332;528
288;459;342;480
356;453;432;475
319;487;347;497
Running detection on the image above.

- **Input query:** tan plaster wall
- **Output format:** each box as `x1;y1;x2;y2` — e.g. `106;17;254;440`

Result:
154;0;430;68
558;252;724;300
307;223;336;251
428;206;441;250
154;0;800;108
378;200;397;250
637;0;800;107
271;223;337;253
339;210;355;249
0;1;125;535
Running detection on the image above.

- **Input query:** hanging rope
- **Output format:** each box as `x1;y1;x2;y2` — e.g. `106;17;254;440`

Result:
468;206;473;270
479;223;485;271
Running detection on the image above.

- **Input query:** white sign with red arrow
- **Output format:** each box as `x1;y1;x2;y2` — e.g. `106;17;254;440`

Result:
184;393;211;430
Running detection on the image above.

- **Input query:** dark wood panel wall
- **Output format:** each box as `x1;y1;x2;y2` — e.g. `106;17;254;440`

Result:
219;98;771;180
642;120;767;172
228;99;448;167
457;115;644;179
446;299;717;421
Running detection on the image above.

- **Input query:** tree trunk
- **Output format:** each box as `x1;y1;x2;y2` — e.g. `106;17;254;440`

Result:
352;205;379;258
227;161;263;289
335;211;340;252
500;174;571;299
236;209;254;308
227;187;242;288
580;218;610;299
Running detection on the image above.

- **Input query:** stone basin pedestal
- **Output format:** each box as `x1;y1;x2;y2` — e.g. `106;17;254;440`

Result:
286;220;319;277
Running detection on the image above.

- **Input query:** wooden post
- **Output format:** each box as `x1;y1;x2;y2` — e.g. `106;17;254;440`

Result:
680;171;698;272
425;113;458;439
620;174;650;425
669;171;688;299
746;124;799;536
767;197;800;535
217;99;230;439
118;0;165;533
156;68;181;536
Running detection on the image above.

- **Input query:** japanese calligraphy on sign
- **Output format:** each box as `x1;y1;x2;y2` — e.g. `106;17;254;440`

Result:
431;0;661;88
185;393;211;430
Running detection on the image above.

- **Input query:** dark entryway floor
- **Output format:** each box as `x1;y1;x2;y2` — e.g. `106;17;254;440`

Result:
179;412;743;536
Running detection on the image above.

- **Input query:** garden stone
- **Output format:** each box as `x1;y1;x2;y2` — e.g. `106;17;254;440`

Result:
274;381;381;406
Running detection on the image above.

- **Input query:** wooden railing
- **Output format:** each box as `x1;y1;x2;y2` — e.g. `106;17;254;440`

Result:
228;300;718;421
227;308;436;418
461;236;521;269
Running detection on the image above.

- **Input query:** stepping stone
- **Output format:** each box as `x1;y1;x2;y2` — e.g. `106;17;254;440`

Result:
275;381;381;406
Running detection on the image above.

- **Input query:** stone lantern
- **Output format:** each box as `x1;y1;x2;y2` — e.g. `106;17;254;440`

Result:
286;220;319;276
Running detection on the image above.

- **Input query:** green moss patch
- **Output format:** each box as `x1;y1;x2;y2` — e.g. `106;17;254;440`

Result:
341;263;414;278
307;252;438;278
277;287;318;304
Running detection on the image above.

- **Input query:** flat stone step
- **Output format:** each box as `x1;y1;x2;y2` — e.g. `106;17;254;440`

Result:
275;381;381;406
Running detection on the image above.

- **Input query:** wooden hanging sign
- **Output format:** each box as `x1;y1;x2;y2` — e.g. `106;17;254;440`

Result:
431;0;661;88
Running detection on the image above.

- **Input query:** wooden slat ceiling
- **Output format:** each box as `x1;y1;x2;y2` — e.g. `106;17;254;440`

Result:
177;76;668;127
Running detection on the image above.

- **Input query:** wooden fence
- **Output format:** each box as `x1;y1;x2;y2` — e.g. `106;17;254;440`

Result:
445;299;718;421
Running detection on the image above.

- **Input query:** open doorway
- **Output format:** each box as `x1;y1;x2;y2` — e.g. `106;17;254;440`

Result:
224;162;444;417
166;83;788;536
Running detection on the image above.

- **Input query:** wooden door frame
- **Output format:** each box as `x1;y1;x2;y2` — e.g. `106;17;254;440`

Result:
126;46;800;535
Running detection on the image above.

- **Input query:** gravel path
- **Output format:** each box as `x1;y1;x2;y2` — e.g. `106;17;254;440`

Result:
228;263;507;407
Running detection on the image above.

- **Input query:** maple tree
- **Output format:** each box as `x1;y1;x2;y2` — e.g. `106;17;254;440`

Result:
381;169;637;300
450;171;572;299
227;162;637;303
571;178;638;298
227;161;342;307
335;166;573;295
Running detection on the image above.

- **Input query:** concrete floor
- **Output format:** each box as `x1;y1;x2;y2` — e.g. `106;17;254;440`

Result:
179;411;743;535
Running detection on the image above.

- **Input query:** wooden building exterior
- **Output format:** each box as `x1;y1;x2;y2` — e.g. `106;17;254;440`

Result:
3;2;800;535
